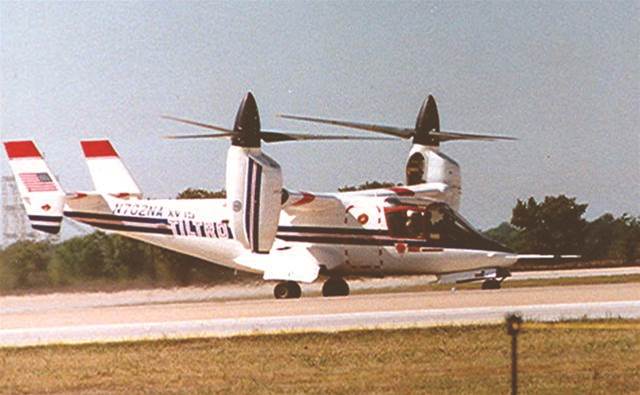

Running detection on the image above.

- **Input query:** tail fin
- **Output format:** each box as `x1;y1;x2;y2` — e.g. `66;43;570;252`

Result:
80;139;142;198
3;140;65;234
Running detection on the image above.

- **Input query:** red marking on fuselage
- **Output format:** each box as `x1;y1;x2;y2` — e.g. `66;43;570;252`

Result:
4;141;41;159
389;187;415;196
110;192;131;198
69;192;88;200
292;192;315;206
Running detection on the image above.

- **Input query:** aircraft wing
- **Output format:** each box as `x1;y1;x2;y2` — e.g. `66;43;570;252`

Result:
282;190;345;214
339;183;450;201
383;195;440;207
283;184;449;216
65;191;112;212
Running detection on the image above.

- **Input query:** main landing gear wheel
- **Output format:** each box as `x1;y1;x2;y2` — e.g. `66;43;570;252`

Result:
481;279;501;290
274;281;302;299
322;277;350;297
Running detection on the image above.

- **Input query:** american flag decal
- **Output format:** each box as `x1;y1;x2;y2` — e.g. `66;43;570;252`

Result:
18;172;57;192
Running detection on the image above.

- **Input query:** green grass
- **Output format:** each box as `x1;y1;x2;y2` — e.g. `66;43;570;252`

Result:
1;320;638;394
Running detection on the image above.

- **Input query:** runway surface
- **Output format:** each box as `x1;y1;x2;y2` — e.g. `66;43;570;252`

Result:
1;280;639;347
3;266;638;315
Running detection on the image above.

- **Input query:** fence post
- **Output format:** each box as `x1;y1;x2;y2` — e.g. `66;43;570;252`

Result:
506;314;523;395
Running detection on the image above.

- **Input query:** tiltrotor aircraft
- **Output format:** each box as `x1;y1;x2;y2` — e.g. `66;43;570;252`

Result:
4;92;549;299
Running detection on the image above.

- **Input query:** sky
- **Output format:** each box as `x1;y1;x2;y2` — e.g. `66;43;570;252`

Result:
1;1;638;238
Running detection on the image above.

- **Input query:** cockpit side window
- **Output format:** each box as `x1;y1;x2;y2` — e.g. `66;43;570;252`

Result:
384;205;430;240
383;201;511;252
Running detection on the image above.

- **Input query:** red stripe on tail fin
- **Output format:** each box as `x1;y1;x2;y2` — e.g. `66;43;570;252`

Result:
81;140;118;158
4;141;42;159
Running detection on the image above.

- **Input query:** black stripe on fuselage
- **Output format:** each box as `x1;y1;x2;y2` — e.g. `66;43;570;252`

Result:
73;219;173;235
32;224;61;234
276;234;425;247
252;162;262;252
277;225;388;236
276;230;510;252
64;211;169;224
28;215;63;223
244;158;254;249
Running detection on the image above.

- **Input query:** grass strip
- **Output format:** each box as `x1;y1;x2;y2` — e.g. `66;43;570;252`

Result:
1;319;638;394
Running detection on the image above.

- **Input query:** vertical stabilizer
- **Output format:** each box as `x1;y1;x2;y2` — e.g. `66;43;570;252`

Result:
3;140;65;234
80;139;142;198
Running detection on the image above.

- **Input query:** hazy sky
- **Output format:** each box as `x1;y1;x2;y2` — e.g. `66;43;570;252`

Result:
1;1;638;233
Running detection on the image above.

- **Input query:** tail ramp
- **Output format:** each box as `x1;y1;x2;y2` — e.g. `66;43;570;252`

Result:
3;140;65;234
80;139;142;198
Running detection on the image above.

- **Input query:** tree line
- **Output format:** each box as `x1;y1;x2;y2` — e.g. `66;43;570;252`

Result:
0;186;638;292
485;195;639;262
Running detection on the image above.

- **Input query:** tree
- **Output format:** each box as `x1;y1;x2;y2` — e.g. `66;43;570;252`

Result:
607;214;640;263
0;240;54;290
482;222;523;251
48;233;107;284
511;195;587;254
177;188;226;199
583;213;618;260
338;181;399;192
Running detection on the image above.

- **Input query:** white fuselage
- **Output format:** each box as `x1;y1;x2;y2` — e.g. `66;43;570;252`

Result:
64;190;516;283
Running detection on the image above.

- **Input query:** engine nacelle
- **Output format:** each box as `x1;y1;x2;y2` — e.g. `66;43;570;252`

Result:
406;145;461;210
226;146;283;253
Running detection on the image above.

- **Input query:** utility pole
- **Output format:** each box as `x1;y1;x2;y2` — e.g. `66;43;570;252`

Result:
506;313;523;395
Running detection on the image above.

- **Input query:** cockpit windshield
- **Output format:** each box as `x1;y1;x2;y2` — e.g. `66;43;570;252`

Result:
384;200;511;252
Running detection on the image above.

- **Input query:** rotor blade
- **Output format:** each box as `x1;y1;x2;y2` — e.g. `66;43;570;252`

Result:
436;130;517;142
163;132;235;140
277;114;414;139
162;115;234;133
261;130;396;143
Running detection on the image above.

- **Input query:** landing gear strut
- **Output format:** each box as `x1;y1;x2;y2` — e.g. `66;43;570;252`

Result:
274;281;302;299
322;277;350;297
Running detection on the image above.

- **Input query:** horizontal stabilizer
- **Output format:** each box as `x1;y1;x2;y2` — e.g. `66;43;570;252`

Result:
65;192;112;213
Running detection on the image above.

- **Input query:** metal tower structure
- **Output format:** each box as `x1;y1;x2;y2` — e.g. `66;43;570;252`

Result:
1;175;36;245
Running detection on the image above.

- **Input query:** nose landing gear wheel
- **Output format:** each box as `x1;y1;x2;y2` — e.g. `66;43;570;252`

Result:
274;281;302;299
322;277;350;297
